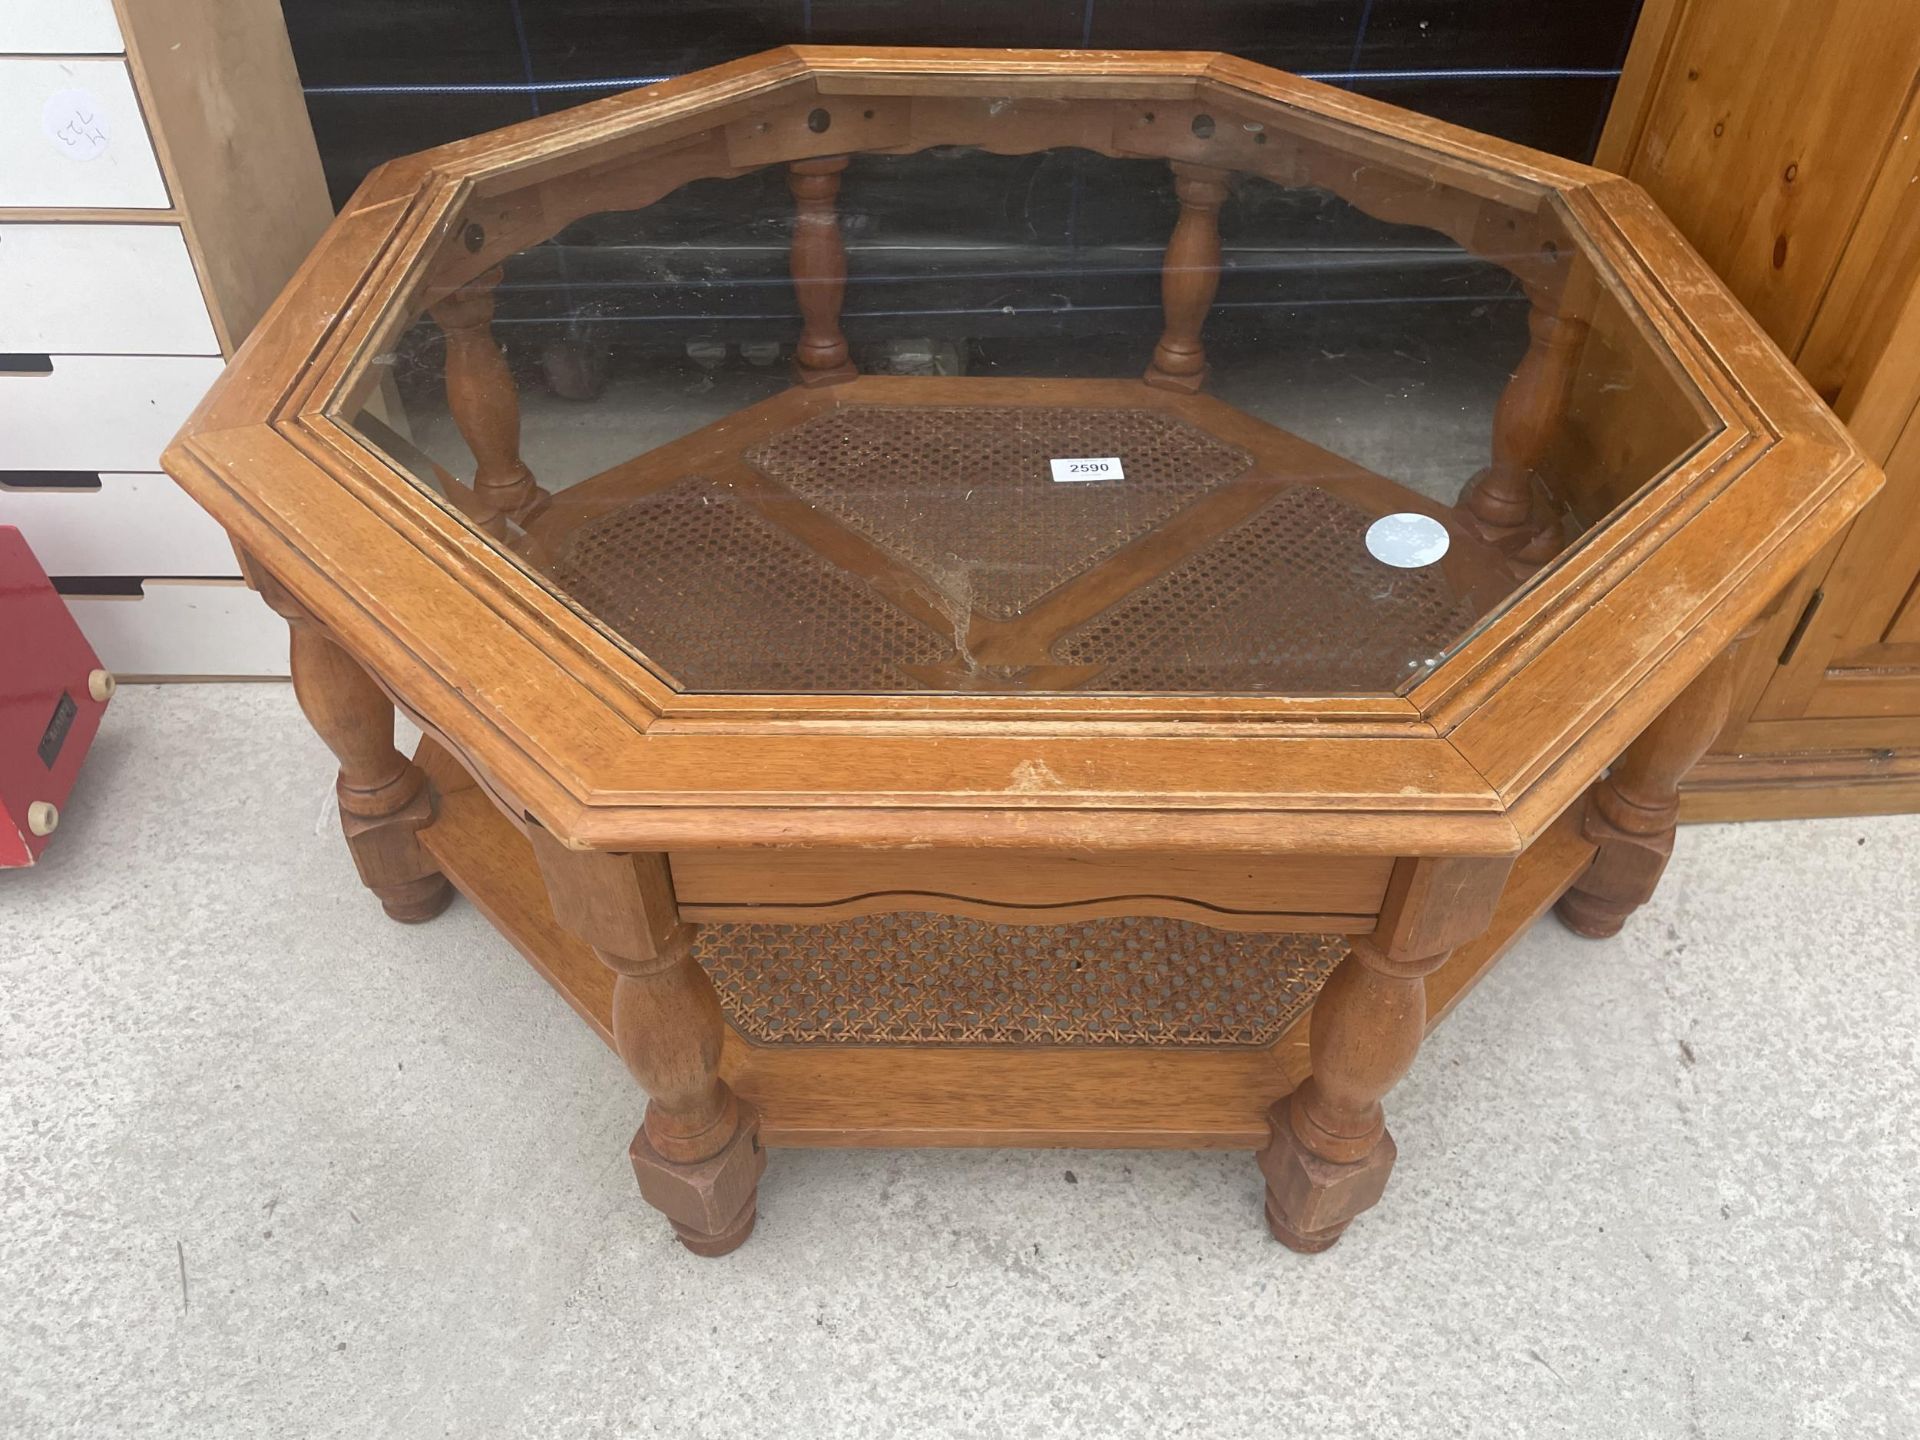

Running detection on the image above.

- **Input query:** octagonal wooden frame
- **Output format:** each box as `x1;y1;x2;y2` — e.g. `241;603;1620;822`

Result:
166;47;1873;861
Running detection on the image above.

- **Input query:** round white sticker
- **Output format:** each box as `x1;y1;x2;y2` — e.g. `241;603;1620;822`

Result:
1365;512;1450;568
42;89;111;162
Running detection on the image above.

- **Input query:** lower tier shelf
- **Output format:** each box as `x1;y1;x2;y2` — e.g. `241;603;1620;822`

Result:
413;736;1595;1148
698;913;1349;1049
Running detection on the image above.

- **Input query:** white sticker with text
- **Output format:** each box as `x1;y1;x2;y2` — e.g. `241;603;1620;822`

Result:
1049;456;1124;483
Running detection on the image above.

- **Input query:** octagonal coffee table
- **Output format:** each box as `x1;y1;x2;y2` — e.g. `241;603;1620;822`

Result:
165;47;1877;1256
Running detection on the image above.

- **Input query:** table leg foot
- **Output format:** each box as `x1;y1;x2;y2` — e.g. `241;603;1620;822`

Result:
1553;886;1628;939
672;1202;759;1258
1263;1193;1349;1253
629;1104;767;1259
1257;1096;1398;1254
377;872;455;924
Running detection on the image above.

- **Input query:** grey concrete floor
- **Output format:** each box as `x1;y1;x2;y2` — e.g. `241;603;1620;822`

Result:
5;685;1917;1438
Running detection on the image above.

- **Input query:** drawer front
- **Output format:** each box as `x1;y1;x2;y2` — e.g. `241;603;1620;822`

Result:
0;224;219;354
0;355;224;472
0;0;124;53
64;580;287;678
0;473;236;577
671;849;1394;926
0;58;168;209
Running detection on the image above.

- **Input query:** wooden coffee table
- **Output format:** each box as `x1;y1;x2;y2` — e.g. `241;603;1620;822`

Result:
164;48;1877;1256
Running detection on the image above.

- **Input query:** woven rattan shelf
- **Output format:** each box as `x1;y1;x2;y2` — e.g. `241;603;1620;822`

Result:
528;378;1504;695
696;913;1349;1048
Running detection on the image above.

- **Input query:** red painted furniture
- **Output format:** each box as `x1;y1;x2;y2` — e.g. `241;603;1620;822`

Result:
0;526;113;866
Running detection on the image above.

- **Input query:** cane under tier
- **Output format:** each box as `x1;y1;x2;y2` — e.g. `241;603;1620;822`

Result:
497;377;1512;696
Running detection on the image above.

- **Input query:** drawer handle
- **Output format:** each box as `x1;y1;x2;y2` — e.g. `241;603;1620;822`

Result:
52;576;143;597
0;353;54;377
0;471;101;491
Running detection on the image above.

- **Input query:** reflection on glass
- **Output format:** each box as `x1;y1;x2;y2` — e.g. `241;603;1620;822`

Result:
348;88;1715;696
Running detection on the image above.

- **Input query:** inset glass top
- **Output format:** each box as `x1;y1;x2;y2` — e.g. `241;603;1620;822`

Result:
345;76;1716;697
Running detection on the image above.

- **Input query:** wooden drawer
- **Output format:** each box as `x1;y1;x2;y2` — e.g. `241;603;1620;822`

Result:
0;224;219;354
0;0;124;53
0;355;224;472
671;849;1393;930
0;58;168;209
64;580;287;678
0;473;236;577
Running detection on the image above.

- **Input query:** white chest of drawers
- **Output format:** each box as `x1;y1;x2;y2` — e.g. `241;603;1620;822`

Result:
0;0;330;678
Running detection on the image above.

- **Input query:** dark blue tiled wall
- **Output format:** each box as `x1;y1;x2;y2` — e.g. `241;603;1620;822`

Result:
285;0;1643;207
282;2;1642;358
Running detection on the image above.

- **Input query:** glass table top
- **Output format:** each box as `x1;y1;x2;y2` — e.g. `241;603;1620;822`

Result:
344;85;1717;698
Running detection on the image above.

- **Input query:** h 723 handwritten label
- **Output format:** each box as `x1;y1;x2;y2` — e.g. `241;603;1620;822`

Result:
41;90;110;162
1048;456;1125;483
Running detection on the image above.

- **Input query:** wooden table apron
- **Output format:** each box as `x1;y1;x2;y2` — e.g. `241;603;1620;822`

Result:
160;47;1879;1257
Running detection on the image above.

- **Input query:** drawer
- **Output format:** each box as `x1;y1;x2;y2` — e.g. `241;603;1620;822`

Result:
0;224;219;354
671;849;1394;928
0;0;124;53
0;355;225;472
64;580;287;679
0;58;168;209
0;473;237;577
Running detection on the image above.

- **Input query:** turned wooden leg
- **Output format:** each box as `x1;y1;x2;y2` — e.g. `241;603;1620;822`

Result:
531;833;764;1256
429;267;550;536
1145;161;1231;393
1260;856;1510;1250
253;569;451;923
788;155;857;386
1556;638;1744;939
1457;298;1589;574
1261;939;1435;1251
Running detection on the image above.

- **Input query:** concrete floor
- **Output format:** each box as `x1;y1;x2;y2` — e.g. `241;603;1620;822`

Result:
5;684;1917;1437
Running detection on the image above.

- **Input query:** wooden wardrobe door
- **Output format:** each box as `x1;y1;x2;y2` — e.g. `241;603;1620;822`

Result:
1601;0;1920;813
1749;400;1920;735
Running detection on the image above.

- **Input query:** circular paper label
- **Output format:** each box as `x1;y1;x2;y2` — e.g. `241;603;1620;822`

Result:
1365;512;1450;569
42;90;111;162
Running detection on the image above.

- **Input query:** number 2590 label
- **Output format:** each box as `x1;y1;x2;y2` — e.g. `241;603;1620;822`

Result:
1049;456;1125;483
